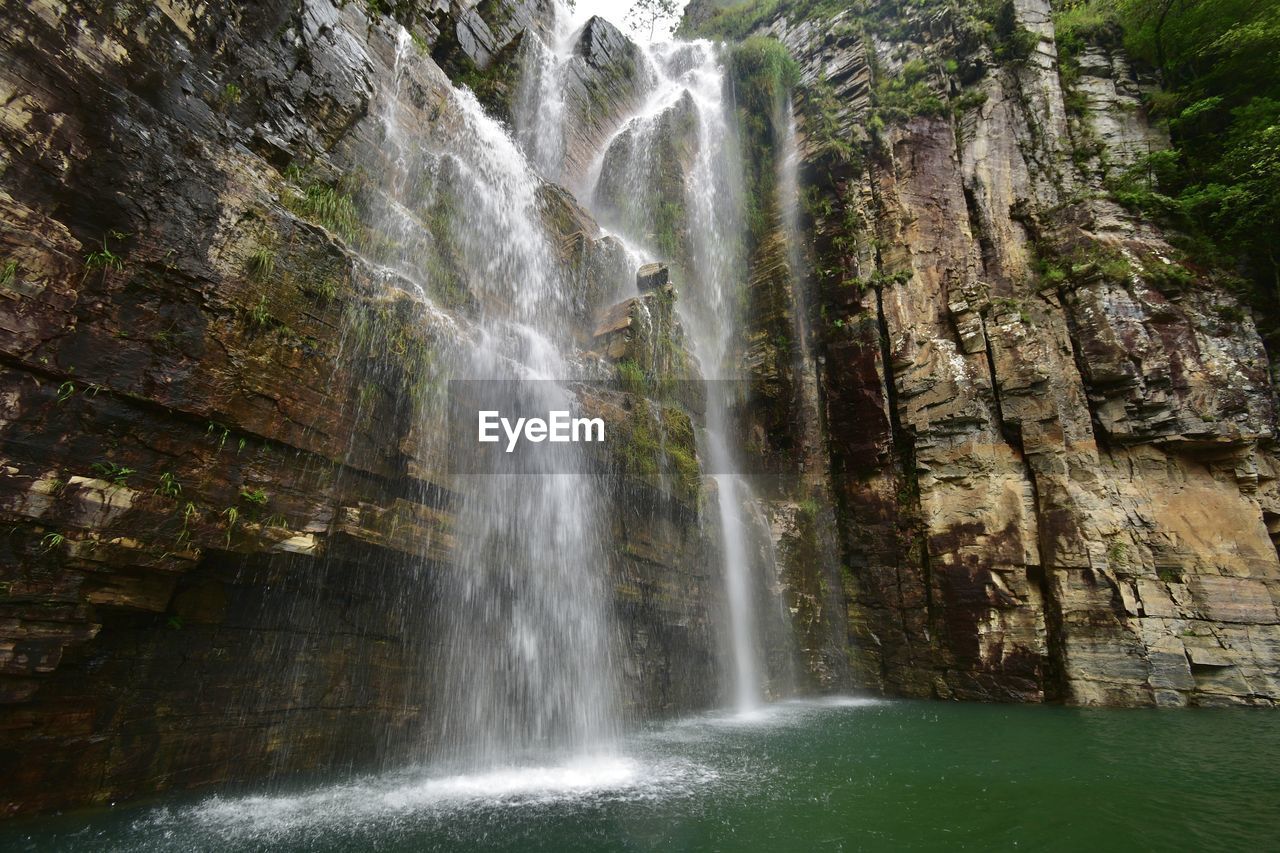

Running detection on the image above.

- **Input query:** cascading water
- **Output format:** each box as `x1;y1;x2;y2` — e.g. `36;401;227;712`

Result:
368;29;620;769
513;21;775;712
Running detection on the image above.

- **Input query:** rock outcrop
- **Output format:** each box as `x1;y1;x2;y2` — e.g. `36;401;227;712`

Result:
2;0;1278;823
0;0;720;817
702;0;1280;706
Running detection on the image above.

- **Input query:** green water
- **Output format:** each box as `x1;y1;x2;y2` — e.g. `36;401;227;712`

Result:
5;697;1279;851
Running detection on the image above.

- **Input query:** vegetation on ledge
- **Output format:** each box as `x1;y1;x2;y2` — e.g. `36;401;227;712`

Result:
1052;0;1280;346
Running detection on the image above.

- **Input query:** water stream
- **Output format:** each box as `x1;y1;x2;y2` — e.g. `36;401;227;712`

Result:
6;9;1278;850
367;27;622;769
538;28;772;712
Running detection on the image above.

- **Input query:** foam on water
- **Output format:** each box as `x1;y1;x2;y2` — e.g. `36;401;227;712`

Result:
125;754;721;848
170;698;876;838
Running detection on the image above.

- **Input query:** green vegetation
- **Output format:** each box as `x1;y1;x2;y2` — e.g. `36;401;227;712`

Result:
679;0;787;40
617;358;649;395
40;532;66;553
175;501;199;547
84;232;126;278
420;189;473;309
342;297;441;411
56;381;76;404
726;37;799;245
1034;239;1134;289
206;422;231;453
219;83;242;108
1053;0;1280;344
0;260;16;287
951;88;989;115
247;246;276;282
221;506;239;545
91;461;135;488
873;57;947;122
300;276;340;303
617;400;700;503
155;472;182;500
239;487;268;506
799;76;858;170
248;294;272;327
282;164;362;243
983;0;1040;61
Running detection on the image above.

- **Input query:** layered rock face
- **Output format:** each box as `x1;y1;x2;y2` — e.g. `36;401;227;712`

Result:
727;0;1280;705
2;0;1278;823
0;0;719;817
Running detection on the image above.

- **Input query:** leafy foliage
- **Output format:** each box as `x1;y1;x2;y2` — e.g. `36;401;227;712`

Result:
1055;0;1280;342
627;0;681;38
91;461;135;488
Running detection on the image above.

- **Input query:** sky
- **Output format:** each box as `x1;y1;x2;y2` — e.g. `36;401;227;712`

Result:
562;0;690;42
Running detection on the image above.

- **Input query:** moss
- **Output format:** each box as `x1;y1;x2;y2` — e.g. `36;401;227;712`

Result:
726;37;799;247
420;187;472;309
282;166;362;243
616;398;700;503
617;358;648;395
872;57;948;124
341;296;442;413
218;83;242;110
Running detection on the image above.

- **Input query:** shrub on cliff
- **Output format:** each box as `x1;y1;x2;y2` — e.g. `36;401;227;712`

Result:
1057;0;1280;344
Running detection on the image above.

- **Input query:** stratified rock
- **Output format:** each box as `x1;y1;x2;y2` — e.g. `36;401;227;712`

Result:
0;0;719;818
593;91;699;265
593;279;685;378
738;0;1280;706
636;262;670;291
561;16;653;184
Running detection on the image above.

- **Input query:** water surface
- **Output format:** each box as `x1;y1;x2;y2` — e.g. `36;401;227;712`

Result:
6;698;1278;851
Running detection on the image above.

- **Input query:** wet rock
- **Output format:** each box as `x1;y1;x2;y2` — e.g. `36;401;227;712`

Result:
592;277;686;379
0;0;720;817
748;0;1280;706
556;16;653;184
636;262;670;291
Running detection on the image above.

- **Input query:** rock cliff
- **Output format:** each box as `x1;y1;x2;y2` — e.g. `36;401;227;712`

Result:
686;0;1280;706
0;0;716;817
0;0;1277;821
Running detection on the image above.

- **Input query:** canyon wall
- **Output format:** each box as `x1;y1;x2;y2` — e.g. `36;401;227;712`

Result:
0;0;719;816
701;0;1280;706
1;0;1277;821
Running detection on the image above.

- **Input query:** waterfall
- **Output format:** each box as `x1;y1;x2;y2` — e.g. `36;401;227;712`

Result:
364;2;792;765
514;22;774;712
366;29;620;769
513;14;574;185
